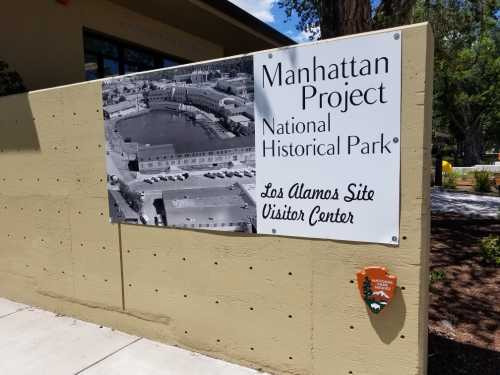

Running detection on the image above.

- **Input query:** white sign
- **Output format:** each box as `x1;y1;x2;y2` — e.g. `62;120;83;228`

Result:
254;31;401;244
101;31;401;245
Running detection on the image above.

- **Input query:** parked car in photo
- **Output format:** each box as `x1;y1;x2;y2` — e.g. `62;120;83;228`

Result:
216;172;225;178
224;170;234;177
233;171;243;177
151;176;159;182
159;175;168;181
243;170;252;177
143;178;153;184
168;175;176;181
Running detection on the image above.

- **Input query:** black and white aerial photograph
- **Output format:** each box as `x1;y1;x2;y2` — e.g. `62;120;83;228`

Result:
102;56;256;233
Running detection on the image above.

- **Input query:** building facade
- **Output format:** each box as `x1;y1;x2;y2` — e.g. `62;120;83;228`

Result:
0;0;293;92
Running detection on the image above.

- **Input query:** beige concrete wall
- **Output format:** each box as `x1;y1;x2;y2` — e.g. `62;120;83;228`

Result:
0;24;433;375
0;0;223;91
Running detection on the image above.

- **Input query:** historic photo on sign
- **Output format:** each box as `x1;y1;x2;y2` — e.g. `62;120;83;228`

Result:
102;56;257;232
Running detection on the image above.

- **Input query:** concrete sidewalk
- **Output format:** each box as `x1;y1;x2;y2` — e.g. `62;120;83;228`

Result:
0;298;267;375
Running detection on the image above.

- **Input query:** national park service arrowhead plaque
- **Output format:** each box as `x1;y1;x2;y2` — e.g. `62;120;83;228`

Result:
357;266;397;314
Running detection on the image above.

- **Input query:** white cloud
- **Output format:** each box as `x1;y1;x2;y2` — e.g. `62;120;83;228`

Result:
227;0;277;23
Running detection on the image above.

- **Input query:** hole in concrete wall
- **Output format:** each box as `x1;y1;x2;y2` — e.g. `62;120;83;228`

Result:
154;288;159;293
182;257;187;261
402;236;407;240
288;356;293;360
184;294;188;298
128;283;132;287
288;271;293;276
184;330;188;334
250;347;254;351
249;266;253;270
214;261;218;265
249;307;254;311
401;286;406;290
288;314;293;319
400;335;405;339
350;325;354;330
216;339;221;343
350;280;354;284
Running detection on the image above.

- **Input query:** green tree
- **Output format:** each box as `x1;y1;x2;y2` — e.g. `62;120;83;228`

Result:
278;0;417;39
413;0;500;165
363;276;373;300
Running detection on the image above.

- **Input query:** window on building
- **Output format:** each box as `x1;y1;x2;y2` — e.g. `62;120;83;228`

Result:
83;30;185;80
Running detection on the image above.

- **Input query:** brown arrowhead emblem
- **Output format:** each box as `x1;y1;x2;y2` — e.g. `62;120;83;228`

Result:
357;266;397;314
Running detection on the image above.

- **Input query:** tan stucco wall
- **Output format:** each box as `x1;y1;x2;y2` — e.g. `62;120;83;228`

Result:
0;24;433;375
0;0;223;91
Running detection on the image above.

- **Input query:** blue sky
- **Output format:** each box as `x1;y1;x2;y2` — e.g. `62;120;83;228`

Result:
227;0;314;43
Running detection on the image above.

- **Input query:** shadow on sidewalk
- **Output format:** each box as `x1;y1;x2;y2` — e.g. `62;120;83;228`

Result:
428;333;500;375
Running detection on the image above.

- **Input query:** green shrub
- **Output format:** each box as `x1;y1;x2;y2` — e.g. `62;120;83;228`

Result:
443;171;460;189
474;170;492;192
430;269;445;284
480;235;500;266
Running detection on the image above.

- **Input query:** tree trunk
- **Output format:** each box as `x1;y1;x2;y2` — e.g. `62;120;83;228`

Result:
319;0;371;39
462;128;482;166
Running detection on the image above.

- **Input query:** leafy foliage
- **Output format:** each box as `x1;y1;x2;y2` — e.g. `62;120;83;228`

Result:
278;0;417;39
473;170;492;192
0;59;26;97
430;269;445;284
443;171;460;189
480;234;500;265
413;1;500;166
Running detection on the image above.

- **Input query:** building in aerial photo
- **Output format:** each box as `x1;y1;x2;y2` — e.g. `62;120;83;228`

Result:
103;55;257;233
